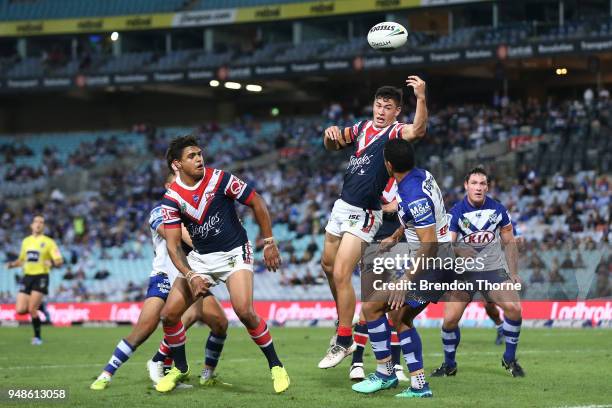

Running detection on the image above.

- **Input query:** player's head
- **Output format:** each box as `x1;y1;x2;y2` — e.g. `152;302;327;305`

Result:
30;215;45;235
166;135;204;179
164;172;176;190
464;167;489;205
383;138;415;176
373;86;402;128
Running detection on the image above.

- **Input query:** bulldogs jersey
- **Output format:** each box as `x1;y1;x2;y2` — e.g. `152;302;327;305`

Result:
161;168;255;254
396;168;450;243
448;196;512;271
149;205;179;278
340;120;407;210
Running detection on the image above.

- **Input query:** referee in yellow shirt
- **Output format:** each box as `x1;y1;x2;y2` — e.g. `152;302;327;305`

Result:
6;215;63;345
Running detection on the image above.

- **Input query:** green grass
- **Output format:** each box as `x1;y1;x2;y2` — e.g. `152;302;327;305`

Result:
0;326;611;408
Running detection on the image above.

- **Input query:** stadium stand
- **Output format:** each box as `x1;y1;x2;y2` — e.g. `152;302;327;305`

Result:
0;0;187;21
1;93;609;302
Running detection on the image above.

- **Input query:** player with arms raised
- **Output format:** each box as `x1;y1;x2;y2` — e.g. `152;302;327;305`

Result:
155;136;289;393
431;167;524;377
319;76;428;368
6;215;62;345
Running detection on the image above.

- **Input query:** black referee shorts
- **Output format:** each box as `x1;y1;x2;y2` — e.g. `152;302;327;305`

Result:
18;274;49;295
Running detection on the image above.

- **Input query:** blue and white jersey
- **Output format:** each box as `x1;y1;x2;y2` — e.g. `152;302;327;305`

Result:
448;196;512;271
148;205;180;280
340;120;407;210
396;168;450;243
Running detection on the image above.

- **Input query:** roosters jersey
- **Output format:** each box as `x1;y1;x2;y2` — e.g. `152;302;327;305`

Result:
161;168;255;254
396;168;450;243
449;196;512;271
375;178;403;241
340;120;407;210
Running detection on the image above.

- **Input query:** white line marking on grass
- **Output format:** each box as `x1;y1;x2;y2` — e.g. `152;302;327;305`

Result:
554;405;612;408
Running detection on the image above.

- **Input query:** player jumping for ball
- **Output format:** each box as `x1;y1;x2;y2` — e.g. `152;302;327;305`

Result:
319;76;428;368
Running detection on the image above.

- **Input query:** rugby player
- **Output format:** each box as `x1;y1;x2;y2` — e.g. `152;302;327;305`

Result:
319;76;428;368
350;180;409;382
352;138;451;398
90;173;228;390
431;167;525;377
155;136;288;393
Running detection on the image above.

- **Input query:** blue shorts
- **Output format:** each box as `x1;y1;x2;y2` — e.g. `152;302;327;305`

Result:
145;273;171;300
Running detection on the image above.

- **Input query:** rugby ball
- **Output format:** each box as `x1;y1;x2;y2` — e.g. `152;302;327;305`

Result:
367;21;408;51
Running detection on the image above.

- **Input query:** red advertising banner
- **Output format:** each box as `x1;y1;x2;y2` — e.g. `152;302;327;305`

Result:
1;300;610;326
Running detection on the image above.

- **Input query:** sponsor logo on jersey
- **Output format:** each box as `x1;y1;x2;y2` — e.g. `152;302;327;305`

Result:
347;154;372;174
193;194;200;203
407;198;432;223
188;212;222;239
463;231;495;246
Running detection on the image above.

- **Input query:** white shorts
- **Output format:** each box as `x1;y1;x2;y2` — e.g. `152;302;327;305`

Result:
325;199;382;243
186;242;254;286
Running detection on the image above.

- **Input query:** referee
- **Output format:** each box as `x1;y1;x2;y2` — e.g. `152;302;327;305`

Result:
6;215;63;345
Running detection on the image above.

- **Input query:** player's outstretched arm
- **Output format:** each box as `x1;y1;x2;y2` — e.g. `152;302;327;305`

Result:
400;75;428;141
323;125;352;151
246;192;282;272
500;225;520;284
165;225;208;296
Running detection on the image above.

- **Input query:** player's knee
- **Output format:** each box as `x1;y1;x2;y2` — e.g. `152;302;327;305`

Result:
160;310;180;326
332;266;351;286
320;258;333;276
443;315;461;329
234;305;257;326
360;302;382;320
210;314;229;335
16;306;28;314
505;302;522;319
28;306;39;316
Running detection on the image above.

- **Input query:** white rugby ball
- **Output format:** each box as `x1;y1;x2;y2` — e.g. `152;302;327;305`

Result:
367;21;408;51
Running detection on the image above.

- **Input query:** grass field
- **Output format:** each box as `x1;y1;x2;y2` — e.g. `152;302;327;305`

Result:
1;326;611;408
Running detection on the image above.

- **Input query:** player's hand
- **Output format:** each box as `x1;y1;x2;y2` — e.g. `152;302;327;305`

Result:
406;75;426;100
509;274;522;286
263;243;282;272
188;274;210;297
44;260;53;268
377;236;398;254
388;275;409;310
324;126;348;149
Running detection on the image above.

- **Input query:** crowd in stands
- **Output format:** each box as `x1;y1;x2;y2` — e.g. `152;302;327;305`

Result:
0;92;610;302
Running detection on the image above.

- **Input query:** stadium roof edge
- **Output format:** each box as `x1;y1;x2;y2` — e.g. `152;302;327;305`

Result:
0;0;490;37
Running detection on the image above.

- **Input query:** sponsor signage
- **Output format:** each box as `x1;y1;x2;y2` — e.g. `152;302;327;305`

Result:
0;300;609;326
3;35;612;91
0;0;483;36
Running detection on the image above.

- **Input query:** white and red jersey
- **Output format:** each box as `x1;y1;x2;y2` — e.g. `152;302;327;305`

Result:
161;168;255;254
340;120;407;210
